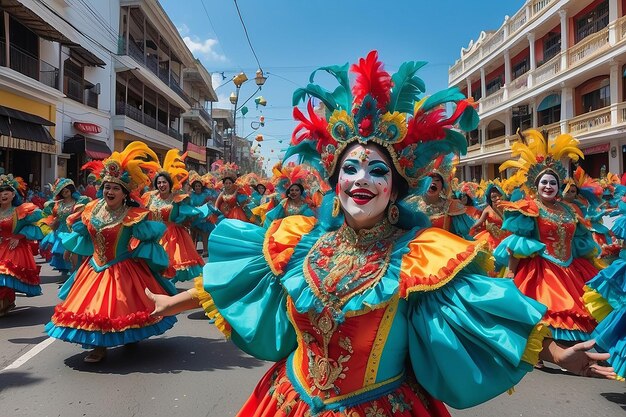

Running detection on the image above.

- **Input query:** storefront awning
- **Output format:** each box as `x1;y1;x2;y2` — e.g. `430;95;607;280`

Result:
0;105;55;144
537;93;561;111
63;135;112;160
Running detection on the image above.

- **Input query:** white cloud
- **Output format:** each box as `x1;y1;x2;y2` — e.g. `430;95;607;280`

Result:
177;23;190;36
183;36;226;62
211;73;234;109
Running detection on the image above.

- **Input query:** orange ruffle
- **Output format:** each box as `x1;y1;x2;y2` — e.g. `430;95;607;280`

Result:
500;199;539;217
263;215;316;275
160;223;204;278
400;228;488;296
0;240;40;284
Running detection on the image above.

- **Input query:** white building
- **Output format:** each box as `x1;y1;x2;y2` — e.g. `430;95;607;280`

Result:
449;0;626;180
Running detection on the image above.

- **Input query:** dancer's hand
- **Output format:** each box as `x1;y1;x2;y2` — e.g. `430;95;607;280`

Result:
545;340;616;379
145;288;174;316
145;287;199;317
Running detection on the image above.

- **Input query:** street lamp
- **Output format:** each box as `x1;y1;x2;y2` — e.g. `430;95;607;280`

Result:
228;70;267;164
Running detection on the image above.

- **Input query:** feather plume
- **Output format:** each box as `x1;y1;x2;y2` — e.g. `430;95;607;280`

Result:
81;160;104;175
350;50;392;109
292;101;336;152
388;61;427;114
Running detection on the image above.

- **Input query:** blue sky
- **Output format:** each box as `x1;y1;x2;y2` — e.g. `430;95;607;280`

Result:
161;0;526;171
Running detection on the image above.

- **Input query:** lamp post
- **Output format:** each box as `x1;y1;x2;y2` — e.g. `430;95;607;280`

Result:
228;69;267;164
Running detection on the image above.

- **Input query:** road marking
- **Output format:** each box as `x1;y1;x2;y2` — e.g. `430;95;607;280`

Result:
2;337;56;371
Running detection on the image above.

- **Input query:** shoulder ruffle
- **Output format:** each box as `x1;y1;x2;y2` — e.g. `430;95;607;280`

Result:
399;228;491;297
122;207;149;226
500;198;539;217
172;192;188;204
263;215;317;276
15;202;40;220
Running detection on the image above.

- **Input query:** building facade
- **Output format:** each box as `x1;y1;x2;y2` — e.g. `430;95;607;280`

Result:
450;0;626;180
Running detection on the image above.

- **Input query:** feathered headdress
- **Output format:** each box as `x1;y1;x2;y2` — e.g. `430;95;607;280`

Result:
0;174;27;196
286;50;479;188
188;170;203;188
215;162;239;182
563;166;603;206
499;129;584;191
157;149;188;191
50;178;76;199
429;153;458;194
86;141;160;193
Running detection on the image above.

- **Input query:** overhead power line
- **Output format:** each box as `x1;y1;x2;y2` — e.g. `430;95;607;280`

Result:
233;0;262;71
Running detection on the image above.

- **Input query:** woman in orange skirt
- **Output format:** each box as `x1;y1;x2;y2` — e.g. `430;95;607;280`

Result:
0;174;43;316
46;142;177;363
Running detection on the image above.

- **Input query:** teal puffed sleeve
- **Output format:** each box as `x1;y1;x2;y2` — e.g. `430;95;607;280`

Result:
572;221;601;259
16;208;44;241
173;198;208;223
60;220;94;256
493;210;545;267
132;220;169;271
449;212;474;240
203;219;297;362
407;267;547;409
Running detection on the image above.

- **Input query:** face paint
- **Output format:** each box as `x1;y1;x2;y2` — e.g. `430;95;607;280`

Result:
538;173;559;201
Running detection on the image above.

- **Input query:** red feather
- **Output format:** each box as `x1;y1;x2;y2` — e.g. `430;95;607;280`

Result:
81;160;104;175
292;101;336;152
400;108;449;148
350;50;391;110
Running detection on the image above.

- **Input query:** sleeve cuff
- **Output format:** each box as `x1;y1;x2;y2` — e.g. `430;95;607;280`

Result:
583;286;613;323
521;323;552;366
193;277;232;338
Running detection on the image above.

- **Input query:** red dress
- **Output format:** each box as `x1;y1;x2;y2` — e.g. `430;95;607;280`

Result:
473;209;510;251
216;190;249;221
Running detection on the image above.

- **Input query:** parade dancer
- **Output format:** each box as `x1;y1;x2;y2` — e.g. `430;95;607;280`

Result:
188;170;219;257
147;52;614;416
0;174;43;316
470;182;509;252
46;142;178;363
494;130;601;346
39;178;90;276
142;150;207;283
214;162;250;221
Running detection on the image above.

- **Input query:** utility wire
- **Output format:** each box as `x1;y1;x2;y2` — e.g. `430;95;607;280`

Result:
199;0;229;62
233;0;262;71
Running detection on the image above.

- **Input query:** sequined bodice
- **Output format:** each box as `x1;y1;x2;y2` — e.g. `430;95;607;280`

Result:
147;194;174;223
55;200;75;232
0;209;15;236
218;192;238;214
485;210;506;238
87;201;133;266
536;200;576;263
285;200;308;216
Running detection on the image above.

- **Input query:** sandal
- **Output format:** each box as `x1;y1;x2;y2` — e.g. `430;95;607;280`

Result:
83;347;107;363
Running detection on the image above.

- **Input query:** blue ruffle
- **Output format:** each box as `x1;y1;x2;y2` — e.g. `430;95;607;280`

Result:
45;316;177;348
592;308;626;379
407;272;545;409
61;221;94;256
550;327;592;342
502;210;536;236
132;221;169;272
203;219;297;361
0;274;42;296
18;224;44;241
612;215;626;240
586;258;626;308
572;223;601;259
169;264;203;284
493;234;545;267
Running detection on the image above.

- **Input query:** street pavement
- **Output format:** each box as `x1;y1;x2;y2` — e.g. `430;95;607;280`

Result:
0;257;624;417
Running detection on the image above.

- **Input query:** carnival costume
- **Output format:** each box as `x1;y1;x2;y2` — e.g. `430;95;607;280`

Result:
471;182;510;252
583;197;626;380
142;150;206;283
188;171;220;238
494;130;600;342
39;178;90;273
46;142;177;348
0;174;43;314
405;155;474;240
214;162;250;222
196;51;551;416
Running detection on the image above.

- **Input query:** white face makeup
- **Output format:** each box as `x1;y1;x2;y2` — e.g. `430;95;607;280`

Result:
538;173;559;201
338;144;394;228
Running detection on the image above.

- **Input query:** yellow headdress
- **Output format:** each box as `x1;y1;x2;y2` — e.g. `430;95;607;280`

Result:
499;129;583;191
100;141;160;192
157;149;188;192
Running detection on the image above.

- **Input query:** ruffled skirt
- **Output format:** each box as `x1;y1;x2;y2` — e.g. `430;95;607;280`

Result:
40;230;72;272
236;360;450;417
46;257;177;347
0;239;41;296
161;223;205;283
514;256;597;341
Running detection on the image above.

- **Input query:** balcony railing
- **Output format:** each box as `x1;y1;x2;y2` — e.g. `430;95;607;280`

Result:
568;28;610;68
568;107;612;136
9;44;38;80
483;135;507;152
116;102;182;141
39;60;59;89
480;88;505;112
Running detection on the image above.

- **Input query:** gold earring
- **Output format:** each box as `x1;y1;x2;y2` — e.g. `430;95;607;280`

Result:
387;202;399;225
332;196;340;217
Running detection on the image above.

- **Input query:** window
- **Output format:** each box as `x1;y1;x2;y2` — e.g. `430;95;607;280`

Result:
575;0;609;43
466;129;479;146
486;76;503;96
539;105;560;125
512;105;532;133
471;89;482;102
63;59;98;108
512;59;529;79
542;32;561;63
581;84;610;113
469;165;483;182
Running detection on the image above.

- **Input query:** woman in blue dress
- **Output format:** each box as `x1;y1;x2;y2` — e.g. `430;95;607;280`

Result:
146;51;614;416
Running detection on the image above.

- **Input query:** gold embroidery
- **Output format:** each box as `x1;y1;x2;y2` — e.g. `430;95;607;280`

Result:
364;298;398;385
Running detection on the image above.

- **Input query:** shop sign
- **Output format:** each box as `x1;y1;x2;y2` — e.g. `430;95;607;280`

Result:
73;122;102;134
0;135;57;154
582;143;609;156
186;142;206;163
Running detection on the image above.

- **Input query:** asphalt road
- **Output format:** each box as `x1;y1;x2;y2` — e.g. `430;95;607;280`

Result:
1;258;624;417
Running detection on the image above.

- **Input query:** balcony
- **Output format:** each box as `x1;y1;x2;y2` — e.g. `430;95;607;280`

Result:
568;107;612;136
115;101;182;141
118;37;192;106
183;105;213;134
3;44;60;90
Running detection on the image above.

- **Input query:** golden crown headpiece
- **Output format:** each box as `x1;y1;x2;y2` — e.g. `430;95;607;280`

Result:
286;50;479;189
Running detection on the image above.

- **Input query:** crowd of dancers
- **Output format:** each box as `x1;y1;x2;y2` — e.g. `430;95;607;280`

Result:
0;50;624;416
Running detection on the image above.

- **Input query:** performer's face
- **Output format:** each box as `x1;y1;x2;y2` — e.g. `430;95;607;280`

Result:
338;144;394;229
287;185;302;200
538;173;559;201
156;176;170;194
490;190;502;205
427;175;443;196
193;182;203;193
61;187;72;199
102;182;125;209
223;179;234;191
0;189;15;206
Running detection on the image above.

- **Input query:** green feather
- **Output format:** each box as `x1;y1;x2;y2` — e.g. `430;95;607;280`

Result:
282;142;325;175
459;106;480;131
309;63;352;111
422;87;466;111
389;61;427;114
292;84;338;112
